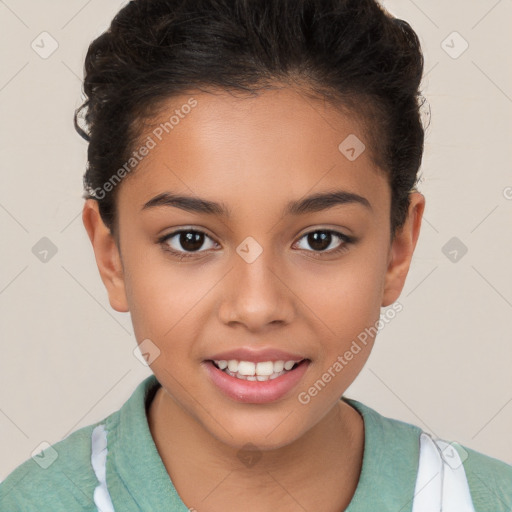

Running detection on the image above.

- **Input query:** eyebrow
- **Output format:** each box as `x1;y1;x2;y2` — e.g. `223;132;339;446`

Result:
141;190;372;217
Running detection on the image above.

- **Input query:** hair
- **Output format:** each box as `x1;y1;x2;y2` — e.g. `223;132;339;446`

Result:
74;0;426;239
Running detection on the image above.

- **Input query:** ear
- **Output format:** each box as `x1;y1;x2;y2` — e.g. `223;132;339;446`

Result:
381;192;425;307
82;199;129;312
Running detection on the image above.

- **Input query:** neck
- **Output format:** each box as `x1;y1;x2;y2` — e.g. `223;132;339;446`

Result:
148;386;364;512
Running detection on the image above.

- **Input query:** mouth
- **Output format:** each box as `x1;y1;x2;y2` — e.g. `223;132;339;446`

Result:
203;358;311;403
210;358;306;381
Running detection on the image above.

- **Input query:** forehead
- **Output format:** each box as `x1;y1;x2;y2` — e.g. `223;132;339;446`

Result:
118;87;390;219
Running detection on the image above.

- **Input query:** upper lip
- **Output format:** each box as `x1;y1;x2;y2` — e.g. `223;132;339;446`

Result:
207;347;308;363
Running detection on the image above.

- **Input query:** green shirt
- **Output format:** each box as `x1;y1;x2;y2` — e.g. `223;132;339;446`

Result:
1;374;511;511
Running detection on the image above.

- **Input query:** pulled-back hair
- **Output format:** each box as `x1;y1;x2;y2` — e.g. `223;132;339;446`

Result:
74;0;426;237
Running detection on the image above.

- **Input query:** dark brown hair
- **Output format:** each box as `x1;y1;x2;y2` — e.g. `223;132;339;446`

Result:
74;0;426;238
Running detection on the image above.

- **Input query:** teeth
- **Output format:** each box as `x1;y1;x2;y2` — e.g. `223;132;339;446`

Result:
238;361;255;376
224;367;288;381
214;359;302;381
256;361;274;376
273;360;284;373
227;360;238;372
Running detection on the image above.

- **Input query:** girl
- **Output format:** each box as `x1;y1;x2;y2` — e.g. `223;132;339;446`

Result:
1;0;511;510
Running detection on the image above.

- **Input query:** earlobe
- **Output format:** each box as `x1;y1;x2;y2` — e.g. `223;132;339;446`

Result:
82;199;129;313
381;192;425;307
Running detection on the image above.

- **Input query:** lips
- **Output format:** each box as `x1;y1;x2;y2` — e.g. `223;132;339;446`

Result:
203;358;310;403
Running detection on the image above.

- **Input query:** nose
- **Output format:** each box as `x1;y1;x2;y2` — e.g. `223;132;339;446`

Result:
217;244;295;332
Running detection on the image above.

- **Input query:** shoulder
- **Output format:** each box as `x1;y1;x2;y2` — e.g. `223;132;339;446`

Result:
0;417;112;512
345;397;424;449
346;398;512;511
0;375;157;512
455;443;512;511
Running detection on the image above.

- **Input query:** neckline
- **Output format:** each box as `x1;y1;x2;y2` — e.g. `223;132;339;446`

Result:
112;375;419;512
341;396;420;512
340;396;379;511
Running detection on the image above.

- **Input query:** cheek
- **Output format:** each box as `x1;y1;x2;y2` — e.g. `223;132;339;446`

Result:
297;249;388;342
293;256;386;403
123;251;216;349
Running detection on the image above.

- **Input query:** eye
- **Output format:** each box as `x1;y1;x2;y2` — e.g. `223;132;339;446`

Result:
158;227;355;261
158;229;217;259
294;229;355;256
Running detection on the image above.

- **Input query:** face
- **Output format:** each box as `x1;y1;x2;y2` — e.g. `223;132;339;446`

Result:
84;86;424;451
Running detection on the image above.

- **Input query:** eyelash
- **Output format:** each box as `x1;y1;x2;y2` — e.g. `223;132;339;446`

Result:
157;228;356;261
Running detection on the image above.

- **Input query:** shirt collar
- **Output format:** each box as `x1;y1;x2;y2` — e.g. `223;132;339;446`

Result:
109;375;419;512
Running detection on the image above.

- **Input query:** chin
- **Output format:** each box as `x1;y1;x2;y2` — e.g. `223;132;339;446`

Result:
203;412;306;452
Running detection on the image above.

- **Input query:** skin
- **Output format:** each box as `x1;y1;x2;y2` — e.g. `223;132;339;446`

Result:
83;86;424;512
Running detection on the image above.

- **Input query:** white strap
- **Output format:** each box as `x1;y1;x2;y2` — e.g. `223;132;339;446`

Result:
412;432;476;512
91;423;116;512
89;423;475;512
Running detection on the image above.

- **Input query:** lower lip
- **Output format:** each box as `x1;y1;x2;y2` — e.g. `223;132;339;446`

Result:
203;360;310;404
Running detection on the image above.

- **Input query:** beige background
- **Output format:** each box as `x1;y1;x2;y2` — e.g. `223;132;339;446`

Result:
1;0;511;481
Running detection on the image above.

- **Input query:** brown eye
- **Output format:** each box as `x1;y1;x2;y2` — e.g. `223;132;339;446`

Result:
159;229;217;257
176;231;205;252
295;229;354;255
306;231;332;251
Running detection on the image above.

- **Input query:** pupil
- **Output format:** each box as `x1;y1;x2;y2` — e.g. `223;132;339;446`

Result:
309;231;330;251
181;231;204;251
